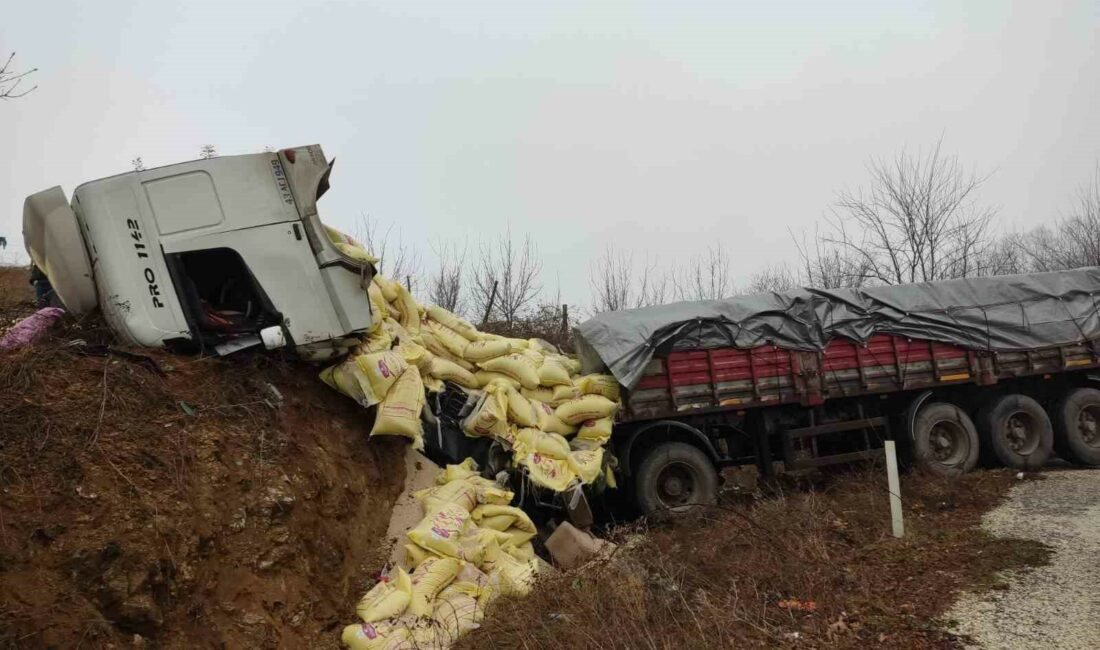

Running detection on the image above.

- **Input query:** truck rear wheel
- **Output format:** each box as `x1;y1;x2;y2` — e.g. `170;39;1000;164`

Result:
1052;388;1100;466
977;394;1053;470
912;402;980;476
634;442;718;517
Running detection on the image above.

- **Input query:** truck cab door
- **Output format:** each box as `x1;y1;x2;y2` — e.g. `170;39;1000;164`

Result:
23;187;98;314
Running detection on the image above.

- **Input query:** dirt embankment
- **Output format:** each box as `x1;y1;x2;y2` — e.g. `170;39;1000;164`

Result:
0;268;406;648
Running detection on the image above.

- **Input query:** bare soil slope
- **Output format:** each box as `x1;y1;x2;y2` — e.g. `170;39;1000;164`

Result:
0;269;405;648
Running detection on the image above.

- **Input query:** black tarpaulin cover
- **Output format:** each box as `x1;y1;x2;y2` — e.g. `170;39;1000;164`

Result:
574;267;1100;390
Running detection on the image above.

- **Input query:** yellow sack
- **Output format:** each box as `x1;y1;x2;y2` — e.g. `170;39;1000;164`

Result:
423;375;444;394
369;366;425;448
341;622;410;650
421;330;477;372
521;386;556;403
415;479;479;513
576;374;621;401
568;447;605;484
471;504;537;546
527;338;556;354
537;357;572;387
505;388;538;427
522;452;577;492
428;356;478;389
563;357;583;374
454;526;511;565
395;340;434;373
461;389;510;439
576;416;613;443
334;241;380;265
555;395;619;426
502;541;535;562
482;544;538;597
514;428;571;460
432;582;482;639
519;348;545;367
437;459;479;485
367;280;390;321
479;353;539;390
390;283;421;336
408;556;462;617
463;339;512;363
403;542;439;570
319;359;378;408
531;399;578;436
407;502;471;558
355;567;412;623
425;304;479;342
374;274;400;302
381;317;415;346
425;320;469;358
508;338;530;350
355;350;408;400
551;383;581;405
354;327;393;355
475;371;521;391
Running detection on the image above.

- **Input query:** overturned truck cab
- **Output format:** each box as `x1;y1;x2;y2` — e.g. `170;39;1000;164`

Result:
23;145;375;360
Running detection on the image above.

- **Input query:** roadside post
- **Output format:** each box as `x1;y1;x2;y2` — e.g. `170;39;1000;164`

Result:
885;440;904;538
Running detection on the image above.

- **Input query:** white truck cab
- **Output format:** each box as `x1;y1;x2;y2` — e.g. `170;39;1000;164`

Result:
23;145;375;359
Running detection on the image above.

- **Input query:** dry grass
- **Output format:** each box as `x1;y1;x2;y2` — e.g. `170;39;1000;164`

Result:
460;469;1048;649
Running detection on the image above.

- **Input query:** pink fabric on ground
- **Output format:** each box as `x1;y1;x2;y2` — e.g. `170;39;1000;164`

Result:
0;307;66;350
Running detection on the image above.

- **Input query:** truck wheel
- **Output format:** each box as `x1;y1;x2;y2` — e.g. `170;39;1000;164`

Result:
634;442;718;517
912;402;980;476
1052;388;1100;466
977;394;1053;470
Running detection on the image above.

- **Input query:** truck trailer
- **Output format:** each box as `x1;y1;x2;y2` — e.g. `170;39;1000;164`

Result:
573;271;1100;515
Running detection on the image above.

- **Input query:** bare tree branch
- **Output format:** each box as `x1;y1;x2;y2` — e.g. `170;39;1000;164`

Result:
470;229;542;329
0;52;37;100
356;215;422;292
825;140;997;285
428;238;466;315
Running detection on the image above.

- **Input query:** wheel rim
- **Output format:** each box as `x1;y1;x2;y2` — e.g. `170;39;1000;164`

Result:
1076;405;1100;449
928;419;970;466
1002;410;1039;455
655;462;697;508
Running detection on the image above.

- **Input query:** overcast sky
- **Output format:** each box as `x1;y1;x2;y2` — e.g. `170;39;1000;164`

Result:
3;1;1098;309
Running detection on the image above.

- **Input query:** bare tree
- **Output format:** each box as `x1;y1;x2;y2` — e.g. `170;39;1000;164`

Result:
1022;164;1100;271
744;263;798;293
826;141;997;285
588;246;674;314
792;227;868;289
589;246;633;313
199;144;217;159
131;156;145;172
0;52;36;100
356;215;422;292
674;245;733;301
470;230;543;329
428;239;466;314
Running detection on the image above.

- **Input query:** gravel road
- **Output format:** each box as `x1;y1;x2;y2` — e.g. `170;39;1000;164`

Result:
946;468;1100;649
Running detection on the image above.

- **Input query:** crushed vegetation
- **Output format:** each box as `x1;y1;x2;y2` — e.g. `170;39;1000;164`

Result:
461;469;1050;650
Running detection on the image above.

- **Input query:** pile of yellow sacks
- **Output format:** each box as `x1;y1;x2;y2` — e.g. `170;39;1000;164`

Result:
318;228;622;493
341;460;541;649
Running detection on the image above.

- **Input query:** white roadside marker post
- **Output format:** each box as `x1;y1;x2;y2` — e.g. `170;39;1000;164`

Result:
884;440;904;538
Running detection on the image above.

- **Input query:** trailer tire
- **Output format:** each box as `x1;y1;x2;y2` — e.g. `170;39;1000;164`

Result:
1052;388;1100;466
634;442;718;517
976;394;1053;470
912;402;980;476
